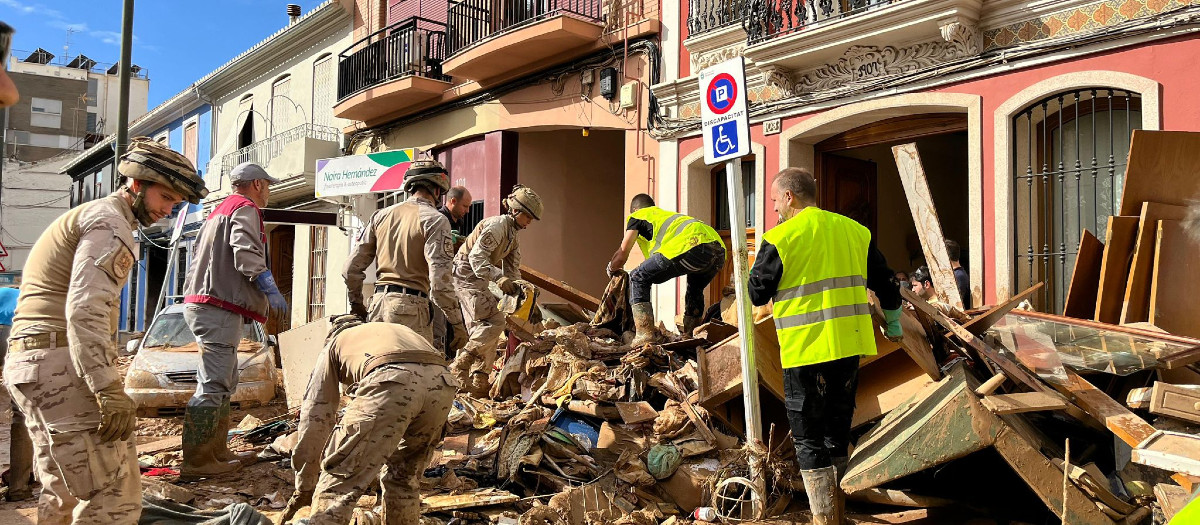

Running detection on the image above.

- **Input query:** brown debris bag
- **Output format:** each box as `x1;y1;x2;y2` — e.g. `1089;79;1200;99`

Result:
591;270;634;335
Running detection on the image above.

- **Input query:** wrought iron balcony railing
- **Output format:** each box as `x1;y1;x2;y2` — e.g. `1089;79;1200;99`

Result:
687;0;748;37
337;17;450;101
446;0;604;57
220;123;341;177
744;0;897;45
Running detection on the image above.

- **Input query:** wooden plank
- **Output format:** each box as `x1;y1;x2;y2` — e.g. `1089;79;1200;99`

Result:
1149;381;1200;425
852;350;937;428
979;392;1068;415
1121;203;1188;324
962;282;1043;336
1063;229;1104;319
1054;369;1156;447
1094;216;1140;323
1132;431;1200;478
892;143;963;311
975;373;1007;396
421;489;520;512
1150;220;1200;338
519;265;600;312
902;287;1055;395
1119;130;1200;216
137;436;183;455
1153;483;1190;522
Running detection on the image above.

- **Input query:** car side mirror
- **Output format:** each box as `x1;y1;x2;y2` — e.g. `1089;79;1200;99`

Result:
267;335;278;348
124;339;141;356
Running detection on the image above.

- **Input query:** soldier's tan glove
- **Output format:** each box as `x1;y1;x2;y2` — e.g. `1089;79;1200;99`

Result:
281;489;314;522
449;321;469;351
497;277;520;295
95;382;137;443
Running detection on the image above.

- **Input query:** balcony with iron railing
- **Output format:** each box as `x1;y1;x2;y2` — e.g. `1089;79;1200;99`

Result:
333;17;453;123
218;123;341;203
739;0;982;72
441;0;657;82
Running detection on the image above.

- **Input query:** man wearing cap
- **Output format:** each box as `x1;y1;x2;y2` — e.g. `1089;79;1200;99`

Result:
5;137;207;523
343;160;467;353
450;184;542;396
180;162;288;479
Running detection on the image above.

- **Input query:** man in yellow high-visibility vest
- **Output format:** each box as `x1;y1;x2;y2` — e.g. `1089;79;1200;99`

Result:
748;168;903;525
607;194;725;345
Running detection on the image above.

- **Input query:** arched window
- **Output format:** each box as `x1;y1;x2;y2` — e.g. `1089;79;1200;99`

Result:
312;54;335;128
1012;89;1142;313
271;74;293;135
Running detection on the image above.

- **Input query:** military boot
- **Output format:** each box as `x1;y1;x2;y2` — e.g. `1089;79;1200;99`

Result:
181;405;241;480
801;466;844;525
212;401;257;466
630;302;663;347
680;314;702;338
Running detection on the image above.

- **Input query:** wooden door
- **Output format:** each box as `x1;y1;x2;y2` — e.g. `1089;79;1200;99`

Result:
819;153;878;235
267;225;294;335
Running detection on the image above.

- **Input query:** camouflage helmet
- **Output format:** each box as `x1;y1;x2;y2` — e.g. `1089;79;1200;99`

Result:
505;184;543;220
403;159;451;195
119;137;209;204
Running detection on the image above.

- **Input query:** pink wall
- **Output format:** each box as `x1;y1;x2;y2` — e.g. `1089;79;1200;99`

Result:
437;130;518;216
678;34;1200;304
388;0;448;25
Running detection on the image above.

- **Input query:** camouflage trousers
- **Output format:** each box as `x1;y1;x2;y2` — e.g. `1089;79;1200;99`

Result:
308;363;457;525
368;292;436;347
4;343;140;525
450;273;505;396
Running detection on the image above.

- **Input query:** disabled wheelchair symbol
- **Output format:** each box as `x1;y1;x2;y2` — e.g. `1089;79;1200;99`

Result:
712;120;739;157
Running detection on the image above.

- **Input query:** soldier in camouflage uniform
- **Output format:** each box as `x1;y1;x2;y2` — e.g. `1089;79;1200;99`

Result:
343;160;468;352
450;185;543;397
281;315;457;525
4;138;207;524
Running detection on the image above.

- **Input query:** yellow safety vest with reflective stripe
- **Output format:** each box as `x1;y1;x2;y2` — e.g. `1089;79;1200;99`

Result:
762;207;876;369
629;206;725;260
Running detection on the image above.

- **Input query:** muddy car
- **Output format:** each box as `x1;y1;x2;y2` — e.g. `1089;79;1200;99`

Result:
123;303;279;417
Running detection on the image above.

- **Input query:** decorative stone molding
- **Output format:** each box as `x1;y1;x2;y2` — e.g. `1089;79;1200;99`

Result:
939;16;982;55
791;24;980;95
760;65;795;94
683;24;749;71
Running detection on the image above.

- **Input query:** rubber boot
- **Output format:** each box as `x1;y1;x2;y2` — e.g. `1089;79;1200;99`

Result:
801;466;844;525
680;314;701;338
212;401;257;466
630;302;663;347
5;404;34;501
181;405;241;480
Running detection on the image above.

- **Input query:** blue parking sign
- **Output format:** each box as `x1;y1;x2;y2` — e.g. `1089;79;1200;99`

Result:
712;121;739;158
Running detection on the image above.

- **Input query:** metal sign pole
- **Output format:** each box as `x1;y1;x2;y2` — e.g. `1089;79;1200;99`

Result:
724;156;764;515
153;208;190;316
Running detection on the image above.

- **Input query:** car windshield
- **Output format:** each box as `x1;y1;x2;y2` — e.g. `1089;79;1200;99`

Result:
142;312;263;350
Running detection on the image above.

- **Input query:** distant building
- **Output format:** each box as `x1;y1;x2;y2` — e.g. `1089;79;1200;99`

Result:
2;47;149;162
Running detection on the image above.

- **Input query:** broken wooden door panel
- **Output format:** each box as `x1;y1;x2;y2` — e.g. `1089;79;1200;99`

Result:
1064;229;1103;320
842;365;1001;494
1148;382;1200;425
892;143;963;311
991;425;1119;525
820;152;878;234
1121;203;1187;324
697;317;785;407
853;349;938;429
1149;220;1200;338
1094;215;1140;324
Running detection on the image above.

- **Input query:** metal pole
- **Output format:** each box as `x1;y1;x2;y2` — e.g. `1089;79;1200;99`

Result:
115;0;134;159
725;156;764;515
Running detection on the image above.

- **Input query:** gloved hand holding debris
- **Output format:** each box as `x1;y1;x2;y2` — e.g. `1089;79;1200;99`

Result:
883;308;904;342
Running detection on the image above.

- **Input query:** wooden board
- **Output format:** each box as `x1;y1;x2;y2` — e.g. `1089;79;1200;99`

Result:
519;265;600;312
1121;203;1188;324
615;401;658;424
696;317;786;408
892;143;963;311
1094;216;1140;323
852;350;937;428
979;392;1068;415
902;287;1055;396
1063;229;1103;319
1119;130;1200;216
1149;381;1200;425
421;489;520;512
962;282;1043;336
137;436;183;455
1055;369;1156;447
1150;220;1200;338
1153;483;1191;522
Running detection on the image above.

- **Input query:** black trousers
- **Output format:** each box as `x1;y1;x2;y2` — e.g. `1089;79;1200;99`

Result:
783;355;860;470
629;241;726;318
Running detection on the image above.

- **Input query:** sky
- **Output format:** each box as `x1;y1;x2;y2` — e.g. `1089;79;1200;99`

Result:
3;0;328;107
